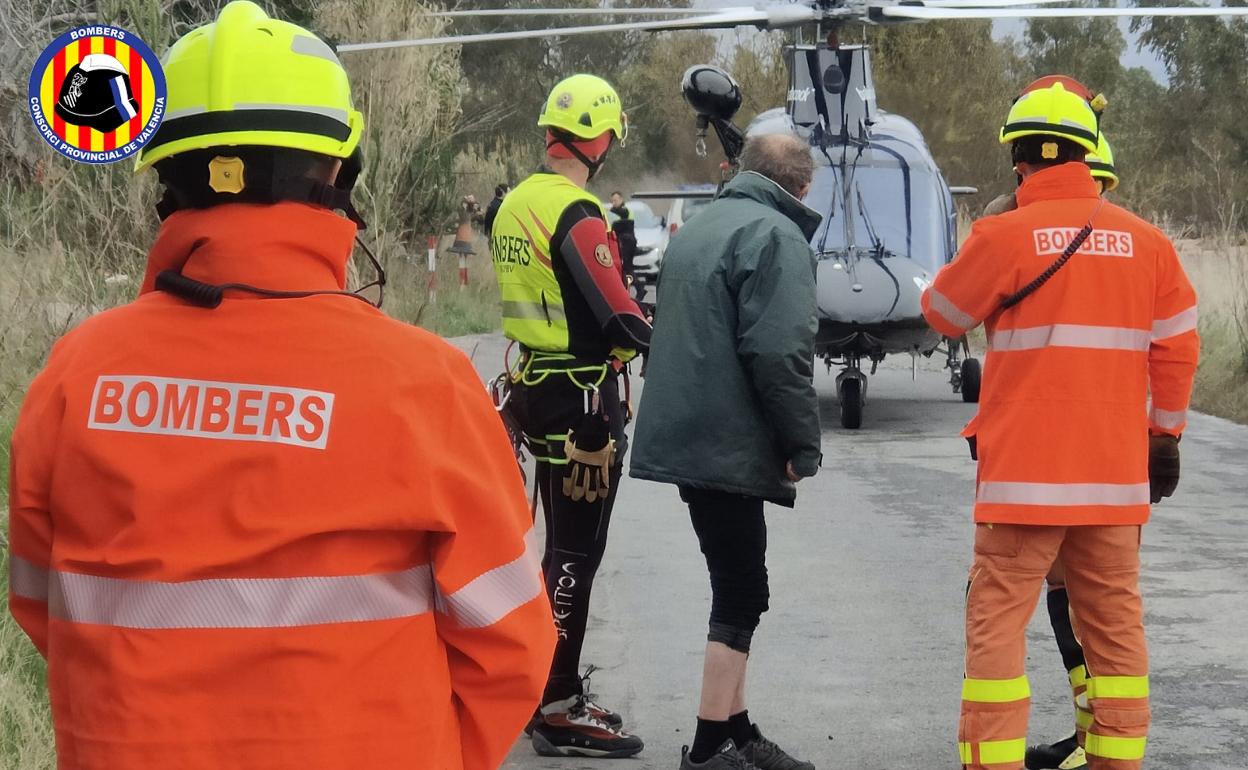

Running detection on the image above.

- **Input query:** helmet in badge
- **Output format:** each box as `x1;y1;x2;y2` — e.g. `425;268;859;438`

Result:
55;53;140;133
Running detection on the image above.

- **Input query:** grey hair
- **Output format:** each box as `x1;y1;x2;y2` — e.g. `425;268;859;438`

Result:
739;134;815;197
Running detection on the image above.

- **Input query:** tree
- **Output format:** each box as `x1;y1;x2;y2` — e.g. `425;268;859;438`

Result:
611;31;719;183
1023;1;1127;96
869;22;1029;206
1132;2;1248;224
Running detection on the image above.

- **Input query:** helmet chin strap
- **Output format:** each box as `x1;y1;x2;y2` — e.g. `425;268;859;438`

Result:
547;132;613;181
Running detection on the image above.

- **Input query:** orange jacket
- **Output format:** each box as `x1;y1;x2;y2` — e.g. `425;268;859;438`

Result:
8;202;555;770
922;164;1199;526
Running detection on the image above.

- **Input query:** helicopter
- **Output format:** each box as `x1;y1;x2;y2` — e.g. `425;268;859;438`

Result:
636;51;983;429
336;0;1248;428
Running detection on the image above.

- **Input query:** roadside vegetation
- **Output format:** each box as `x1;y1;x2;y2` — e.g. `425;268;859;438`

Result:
3;1;1247;766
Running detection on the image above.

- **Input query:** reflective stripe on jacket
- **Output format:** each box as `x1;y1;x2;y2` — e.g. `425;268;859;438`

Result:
7;202;555;770
491;173;604;351
921;163;1199;526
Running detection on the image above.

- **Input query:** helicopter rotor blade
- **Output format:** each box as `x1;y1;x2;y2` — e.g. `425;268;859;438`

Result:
876;3;1248;20
915;0;1077;7
421;7;715;18
337;6;820;51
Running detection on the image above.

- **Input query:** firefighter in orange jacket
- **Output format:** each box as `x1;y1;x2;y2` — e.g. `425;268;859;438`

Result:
1026;130;1125;770
6;4;555;769
922;79;1198;770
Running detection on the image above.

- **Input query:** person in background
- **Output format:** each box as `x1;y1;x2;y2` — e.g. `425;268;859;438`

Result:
608;190;639;298
631;133;823;770
450;194;483;259
484;182;509;237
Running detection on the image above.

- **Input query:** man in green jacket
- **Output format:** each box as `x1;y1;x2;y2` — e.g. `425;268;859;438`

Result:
631;133;823;770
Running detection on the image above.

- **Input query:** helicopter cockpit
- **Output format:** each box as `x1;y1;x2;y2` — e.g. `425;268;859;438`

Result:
805;142;957;276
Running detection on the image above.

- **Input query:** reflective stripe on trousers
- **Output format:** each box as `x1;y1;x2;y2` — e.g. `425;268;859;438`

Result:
8;529;541;630
1070;664;1094;736
960;675;1029;767
1083;674;1149;765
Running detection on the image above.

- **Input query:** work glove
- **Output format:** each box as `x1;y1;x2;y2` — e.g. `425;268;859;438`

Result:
563;409;615;503
1148;434;1181;504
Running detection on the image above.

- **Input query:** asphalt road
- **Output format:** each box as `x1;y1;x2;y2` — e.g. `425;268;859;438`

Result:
450;333;1248;770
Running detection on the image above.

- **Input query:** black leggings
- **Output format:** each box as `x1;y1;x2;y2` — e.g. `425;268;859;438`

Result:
1047;586;1087;674
682;487;769;654
508;369;626;703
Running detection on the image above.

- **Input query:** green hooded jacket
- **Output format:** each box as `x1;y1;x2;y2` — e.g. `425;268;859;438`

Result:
630;171;823;506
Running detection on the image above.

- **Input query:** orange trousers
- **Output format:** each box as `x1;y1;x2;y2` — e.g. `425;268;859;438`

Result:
961;524;1150;770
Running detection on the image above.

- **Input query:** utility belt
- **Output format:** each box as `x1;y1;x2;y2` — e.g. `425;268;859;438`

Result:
490;343;632;504
512;347;615;391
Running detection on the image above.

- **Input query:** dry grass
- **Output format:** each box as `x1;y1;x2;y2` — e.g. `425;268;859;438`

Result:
1179;236;1248;423
0;241;92;770
0;544;55;770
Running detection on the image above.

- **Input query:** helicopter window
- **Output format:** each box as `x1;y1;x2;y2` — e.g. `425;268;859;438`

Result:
805;162;950;275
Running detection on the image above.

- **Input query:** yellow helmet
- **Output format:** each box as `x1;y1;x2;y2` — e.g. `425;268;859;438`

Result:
538;74;627;142
136;0;363;171
1085;133;1119;191
999;81;1099;155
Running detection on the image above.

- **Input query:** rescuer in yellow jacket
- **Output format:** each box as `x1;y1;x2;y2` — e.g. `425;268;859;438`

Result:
491;73;651;759
8;4;555;769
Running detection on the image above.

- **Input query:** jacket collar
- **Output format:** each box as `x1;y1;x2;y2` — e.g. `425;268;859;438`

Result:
1016;162;1100;208
139;202;357;296
721;171;823;240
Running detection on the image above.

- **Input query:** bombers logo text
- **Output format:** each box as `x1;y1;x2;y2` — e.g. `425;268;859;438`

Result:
89;376;335;450
1033;228;1135;258
28;25;166;165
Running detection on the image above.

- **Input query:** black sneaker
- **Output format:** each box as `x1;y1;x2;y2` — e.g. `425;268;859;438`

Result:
530;694;645;758
679;740;759;769
1025;734;1086;769
740;725;815;770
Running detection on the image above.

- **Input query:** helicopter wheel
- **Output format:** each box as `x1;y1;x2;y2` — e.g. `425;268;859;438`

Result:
960;358;982;404
839;376;864;429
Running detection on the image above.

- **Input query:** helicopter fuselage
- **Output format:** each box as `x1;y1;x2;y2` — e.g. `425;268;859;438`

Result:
746;105;956;365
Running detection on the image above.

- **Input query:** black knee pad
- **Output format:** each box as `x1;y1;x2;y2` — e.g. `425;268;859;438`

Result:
708;621;755;654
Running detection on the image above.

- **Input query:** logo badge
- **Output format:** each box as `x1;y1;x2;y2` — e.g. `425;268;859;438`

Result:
555;92;573;109
28;26;166;164
594;244;613;268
